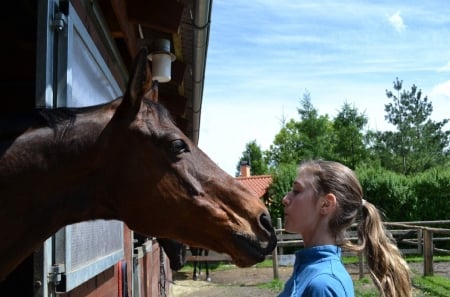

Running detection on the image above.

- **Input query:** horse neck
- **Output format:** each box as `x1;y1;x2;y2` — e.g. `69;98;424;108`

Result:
0;101;128;280
0;101;122;229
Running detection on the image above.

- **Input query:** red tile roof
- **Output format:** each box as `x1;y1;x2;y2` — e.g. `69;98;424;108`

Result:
236;175;273;198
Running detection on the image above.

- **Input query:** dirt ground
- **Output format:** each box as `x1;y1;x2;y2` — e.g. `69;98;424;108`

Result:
170;265;291;297
170;262;450;297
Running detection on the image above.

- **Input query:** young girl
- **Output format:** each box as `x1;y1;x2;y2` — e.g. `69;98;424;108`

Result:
278;160;411;297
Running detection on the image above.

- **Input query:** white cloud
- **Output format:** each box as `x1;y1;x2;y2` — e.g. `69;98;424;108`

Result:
429;81;450;128
430;80;450;99
438;62;450;72
388;11;406;32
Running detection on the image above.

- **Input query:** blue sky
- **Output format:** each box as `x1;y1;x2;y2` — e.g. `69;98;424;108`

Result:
198;0;450;176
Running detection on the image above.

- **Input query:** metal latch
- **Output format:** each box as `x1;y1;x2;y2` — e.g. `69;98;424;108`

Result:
53;12;67;31
50;263;65;286
53;0;69;31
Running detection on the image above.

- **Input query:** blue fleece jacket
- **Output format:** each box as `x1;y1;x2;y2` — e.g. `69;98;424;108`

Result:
278;245;354;297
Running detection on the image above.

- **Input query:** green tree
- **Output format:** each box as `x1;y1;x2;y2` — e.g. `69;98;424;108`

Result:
266;163;298;224
376;78;450;174
333;102;369;169
235;140;268;176
296;91;335;160
364;129;392;168
266;119;302;167
266;91;335;167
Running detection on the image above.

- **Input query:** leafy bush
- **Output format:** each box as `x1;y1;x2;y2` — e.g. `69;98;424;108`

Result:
413;167;450;220
265;163;450;224
356;165;450;221
266;163;298;225
357;165;415;221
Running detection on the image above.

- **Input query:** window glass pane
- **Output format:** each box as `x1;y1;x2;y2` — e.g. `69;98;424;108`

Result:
70;220;123;270
69;28;120;107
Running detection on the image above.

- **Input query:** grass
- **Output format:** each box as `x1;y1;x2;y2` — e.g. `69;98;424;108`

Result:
412;275;450;297
255;259;275;268
406;255;450;263
257;278;284;291
354;277;378;297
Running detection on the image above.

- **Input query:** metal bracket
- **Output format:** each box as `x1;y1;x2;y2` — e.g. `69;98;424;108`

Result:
53;11;67;31
50;263;65;286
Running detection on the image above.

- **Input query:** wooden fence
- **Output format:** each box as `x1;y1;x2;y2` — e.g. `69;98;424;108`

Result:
182;220;450;279
272;219;450;278
186;251;231;262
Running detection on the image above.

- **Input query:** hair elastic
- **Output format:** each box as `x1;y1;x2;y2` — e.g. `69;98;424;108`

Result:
361;199;367;207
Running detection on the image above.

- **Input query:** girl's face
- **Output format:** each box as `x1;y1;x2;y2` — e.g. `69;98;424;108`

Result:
282;170;322;237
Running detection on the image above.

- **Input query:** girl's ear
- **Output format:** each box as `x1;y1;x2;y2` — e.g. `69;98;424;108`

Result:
320;193;337;215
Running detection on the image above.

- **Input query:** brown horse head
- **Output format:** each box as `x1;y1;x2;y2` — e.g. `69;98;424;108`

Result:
103;48;277;266
0;48;276;280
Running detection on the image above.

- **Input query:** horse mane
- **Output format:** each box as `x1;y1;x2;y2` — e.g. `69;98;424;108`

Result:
0;107;91;139
0;104;104;155
0;99;174;156
40;108;77;129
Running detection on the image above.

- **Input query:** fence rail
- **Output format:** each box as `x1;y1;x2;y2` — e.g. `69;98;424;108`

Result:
272;219;450;278
186;253;232;262
182;220;450;279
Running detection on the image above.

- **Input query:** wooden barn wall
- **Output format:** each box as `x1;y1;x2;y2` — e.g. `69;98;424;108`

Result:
0;0;37;116
0;0;171;295
138;243;162;297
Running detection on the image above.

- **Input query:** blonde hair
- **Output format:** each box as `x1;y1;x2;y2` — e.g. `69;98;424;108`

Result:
299;160;412;297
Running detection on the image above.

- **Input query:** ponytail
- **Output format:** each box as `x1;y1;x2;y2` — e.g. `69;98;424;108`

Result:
356;201;412;297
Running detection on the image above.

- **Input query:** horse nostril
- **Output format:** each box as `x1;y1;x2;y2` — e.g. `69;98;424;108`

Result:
259;212;273;234
258;212;277;252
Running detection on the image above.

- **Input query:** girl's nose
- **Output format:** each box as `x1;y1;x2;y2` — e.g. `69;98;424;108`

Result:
282;194;289;206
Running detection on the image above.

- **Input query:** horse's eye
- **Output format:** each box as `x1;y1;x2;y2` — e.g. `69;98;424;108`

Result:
169;139;189;155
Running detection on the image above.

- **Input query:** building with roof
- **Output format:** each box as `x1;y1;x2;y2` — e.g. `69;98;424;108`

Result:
236;164;273;199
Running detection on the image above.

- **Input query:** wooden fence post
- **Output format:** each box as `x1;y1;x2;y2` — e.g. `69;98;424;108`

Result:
423;229;433;276
358;252;364;279
417;229;423;255
277;218;283;255
272;245;279;279
272;218;282;280
276;218;282;231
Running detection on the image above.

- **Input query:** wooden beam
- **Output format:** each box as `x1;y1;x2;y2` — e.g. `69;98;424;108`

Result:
160;93;187;116
126;0;183;33
110;0;139;57
171;60;186;85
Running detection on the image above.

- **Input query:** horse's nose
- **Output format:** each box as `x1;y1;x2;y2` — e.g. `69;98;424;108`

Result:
258;212;277;251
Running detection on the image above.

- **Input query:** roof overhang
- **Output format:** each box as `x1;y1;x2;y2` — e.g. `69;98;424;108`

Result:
94;0;212;144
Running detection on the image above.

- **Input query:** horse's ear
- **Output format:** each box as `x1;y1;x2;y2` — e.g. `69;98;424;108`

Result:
121;47;152;115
